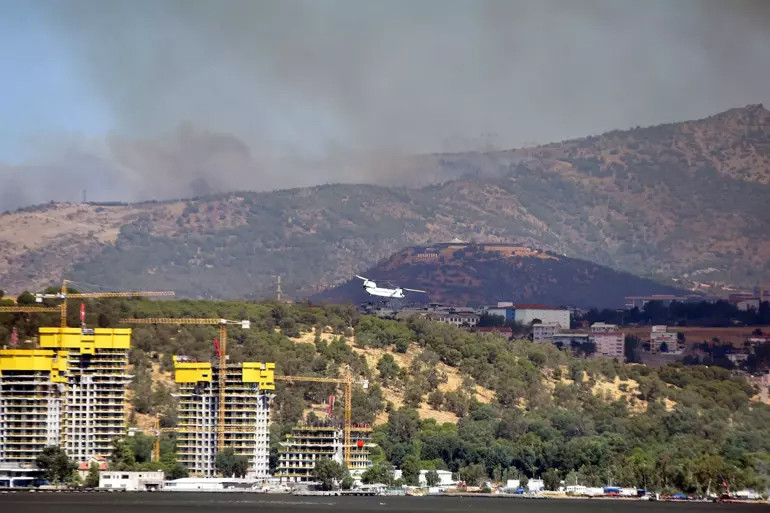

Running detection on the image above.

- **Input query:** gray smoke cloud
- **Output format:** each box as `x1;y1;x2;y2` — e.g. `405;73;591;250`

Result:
2;0;770;209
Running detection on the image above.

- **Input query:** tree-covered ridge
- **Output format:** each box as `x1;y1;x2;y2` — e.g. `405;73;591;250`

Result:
2;298;769;493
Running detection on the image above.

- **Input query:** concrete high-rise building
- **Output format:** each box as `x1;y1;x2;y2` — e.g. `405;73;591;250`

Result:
38;327;132;463
0;349;68;480
275;422;374;483
174;357;274;479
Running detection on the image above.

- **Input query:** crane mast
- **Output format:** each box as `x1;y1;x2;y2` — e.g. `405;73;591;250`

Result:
274;367;365;468
119;317;248;452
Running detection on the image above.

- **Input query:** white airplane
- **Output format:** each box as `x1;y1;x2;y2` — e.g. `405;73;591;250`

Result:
355;275;426;299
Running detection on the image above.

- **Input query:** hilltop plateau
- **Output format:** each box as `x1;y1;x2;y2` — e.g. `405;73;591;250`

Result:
1;105;770;298
313;243;684;308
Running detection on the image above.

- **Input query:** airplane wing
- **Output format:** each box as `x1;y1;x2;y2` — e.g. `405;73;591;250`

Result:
355;275;368;281
403;288;426;293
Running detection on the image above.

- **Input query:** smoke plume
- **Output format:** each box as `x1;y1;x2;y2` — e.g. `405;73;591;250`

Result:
2;0;769;209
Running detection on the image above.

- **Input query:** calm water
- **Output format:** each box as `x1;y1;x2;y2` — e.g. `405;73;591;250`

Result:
0;492;764;513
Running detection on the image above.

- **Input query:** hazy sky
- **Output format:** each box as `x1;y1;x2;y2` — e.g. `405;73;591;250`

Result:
1;0;769;208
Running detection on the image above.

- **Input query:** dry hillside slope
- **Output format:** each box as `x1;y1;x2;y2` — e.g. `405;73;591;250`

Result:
2;105;769;297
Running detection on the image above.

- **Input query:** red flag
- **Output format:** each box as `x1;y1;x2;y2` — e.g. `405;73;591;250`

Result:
80;303;86;323
327;395;335;418
213;337;221;358
10;327;18;346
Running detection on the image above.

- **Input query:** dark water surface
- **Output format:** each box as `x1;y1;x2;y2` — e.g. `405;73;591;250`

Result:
0;492;765;513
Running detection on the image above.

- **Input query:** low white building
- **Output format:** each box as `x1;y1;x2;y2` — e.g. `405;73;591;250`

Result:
527;478;544;492
99;471;164;491
485;304;570;328
418;469;454;487
532;322;561;342
164;477;255;491
514;305;570;327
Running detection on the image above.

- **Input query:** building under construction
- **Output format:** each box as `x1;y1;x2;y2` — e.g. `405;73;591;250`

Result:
275;422;373;482
0;327;131;485
173;357;275;479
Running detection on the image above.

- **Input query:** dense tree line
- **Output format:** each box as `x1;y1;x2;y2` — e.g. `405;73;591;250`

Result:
584;300;770;328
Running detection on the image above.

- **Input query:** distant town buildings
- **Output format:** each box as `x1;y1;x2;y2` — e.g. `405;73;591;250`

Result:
532;322;561;342
591;331;625;358
649;325;680;354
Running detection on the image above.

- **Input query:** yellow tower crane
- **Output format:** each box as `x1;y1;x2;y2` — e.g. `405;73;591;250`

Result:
36;280;175;328
274;368;368;467
119;317;250;452
0;304;66;341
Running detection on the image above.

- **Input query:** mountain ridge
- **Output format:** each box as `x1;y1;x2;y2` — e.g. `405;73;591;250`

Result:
1;105;769;297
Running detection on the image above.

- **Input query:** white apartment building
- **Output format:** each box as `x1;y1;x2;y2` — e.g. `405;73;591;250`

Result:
174;358;275;479
591;332;625;359
649;325;680;353
38;327;133;463
532;322;561;342
0;349;67;472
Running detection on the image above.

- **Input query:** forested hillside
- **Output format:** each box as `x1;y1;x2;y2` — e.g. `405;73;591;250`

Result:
2;297;769;493
2;105;770;298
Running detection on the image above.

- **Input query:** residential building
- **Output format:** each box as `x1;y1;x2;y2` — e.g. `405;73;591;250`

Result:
174;357;275;479
0;349;68;471
99;471;164;491
590;322;618;333
431;310;479;328
77;455;108;481
591;332;625;359
275;422;374;483
38;327;132;464
532;322;561;342
649;325;680;354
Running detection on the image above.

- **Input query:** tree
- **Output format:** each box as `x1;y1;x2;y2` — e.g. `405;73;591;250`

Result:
459;464;487;487
427;390;444;410
215;448;248;478
128;433;154;463
166;462;189;480
377;354;401;384
362;462;395;485
401;454;421;486
542;468;561;491
341;475;354;490
314;458;346;490
109;438;136;470
425;469;440;487
36;446;76;484
85;462;101;488
16;291;36;305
